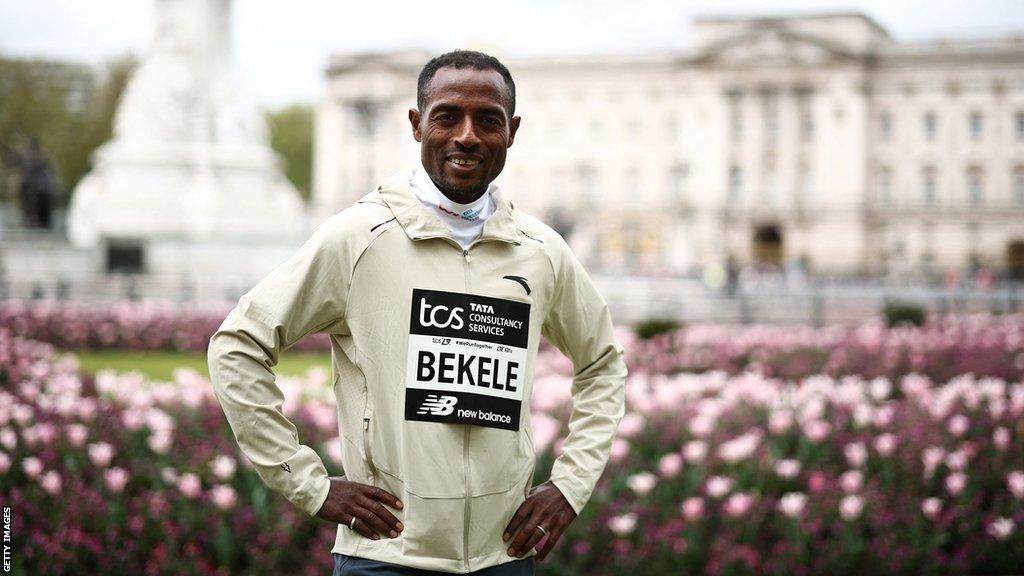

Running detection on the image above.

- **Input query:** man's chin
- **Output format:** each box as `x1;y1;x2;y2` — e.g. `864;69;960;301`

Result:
438;177;488;202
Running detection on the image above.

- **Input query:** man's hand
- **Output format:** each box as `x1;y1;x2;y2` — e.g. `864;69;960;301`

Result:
315;477;404;541
503;480;577;561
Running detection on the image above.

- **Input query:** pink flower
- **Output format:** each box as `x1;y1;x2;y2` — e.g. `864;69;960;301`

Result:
921;498;942;520
724;492;755;517
66;423;88;446
808;471;828;493
607;513;637;535
147;431;172;455
1007;471;1024;499
706;476;734;498
0;429;16;451
683;440;707;463
768;411;794;434
681;497;704;521
627;472;658;496
803;420;831;443
844;442;868;467
840;470;863;493
945;449;969;471
873;433;897;456
41;470;61;495
986;517;1014;541
922;446;945;477
945;472;967;496
210;455;237;481
178;473;202;499
104;467;130;493
22;456;43;479
658;453;683;478
88;442;115;467
947;414;969;437
210;485;237;510
161;467;179;485
617;413;644;439
717;431;762;463
872;404;895;428
0;452;9;474
778;492;807;518
609;439;630;464
993;428;1010;451
774;459;801;479
839;495;864;520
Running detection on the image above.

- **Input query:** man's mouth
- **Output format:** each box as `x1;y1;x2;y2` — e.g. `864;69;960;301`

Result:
447;157;481;168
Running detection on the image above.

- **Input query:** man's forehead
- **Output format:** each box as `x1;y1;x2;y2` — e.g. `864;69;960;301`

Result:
424;67;511;112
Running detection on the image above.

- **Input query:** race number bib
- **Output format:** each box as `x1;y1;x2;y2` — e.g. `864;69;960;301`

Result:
405;289;530;431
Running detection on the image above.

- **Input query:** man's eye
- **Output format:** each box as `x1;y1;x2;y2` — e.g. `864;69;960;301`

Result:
436;114;454;122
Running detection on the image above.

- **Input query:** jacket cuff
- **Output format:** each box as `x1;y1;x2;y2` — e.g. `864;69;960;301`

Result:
549;473;590;515
253;444;332;516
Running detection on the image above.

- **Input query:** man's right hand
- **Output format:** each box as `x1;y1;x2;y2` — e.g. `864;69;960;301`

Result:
315;477;405;540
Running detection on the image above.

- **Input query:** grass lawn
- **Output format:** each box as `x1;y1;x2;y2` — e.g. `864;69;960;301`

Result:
64;349;332;381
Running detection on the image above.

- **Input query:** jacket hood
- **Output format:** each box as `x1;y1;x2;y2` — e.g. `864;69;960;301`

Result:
375;169;521;246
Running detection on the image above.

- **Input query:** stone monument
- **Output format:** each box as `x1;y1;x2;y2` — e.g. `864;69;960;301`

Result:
67;0;308;280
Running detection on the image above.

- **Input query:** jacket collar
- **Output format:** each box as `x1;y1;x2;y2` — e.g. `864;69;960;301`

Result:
377;169;521;245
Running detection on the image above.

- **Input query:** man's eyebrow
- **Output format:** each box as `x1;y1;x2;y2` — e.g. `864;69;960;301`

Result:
429;103;461;114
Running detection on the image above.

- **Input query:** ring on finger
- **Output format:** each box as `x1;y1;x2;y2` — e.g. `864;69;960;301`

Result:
349;516;359;531
536;525;547;537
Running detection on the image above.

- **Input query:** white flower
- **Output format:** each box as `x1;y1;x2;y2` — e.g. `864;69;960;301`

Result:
627;472;658;496
773;459;801;479
986;517;1014;541
706;476;734;498
873;433;897;456
947;414;970;437
844;442;868;467
607;513;637;536
778;492;807;518
839;495;864;520
210;455;237;481
1007;471;1024;499
683;440;707;463
840;470;863;493
921;498;941;520
945;472;967;496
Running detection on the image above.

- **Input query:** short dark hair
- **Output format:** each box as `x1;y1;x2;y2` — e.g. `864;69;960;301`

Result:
417;50;516;116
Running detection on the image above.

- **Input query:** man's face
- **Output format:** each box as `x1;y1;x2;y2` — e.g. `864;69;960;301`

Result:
409;67;520;203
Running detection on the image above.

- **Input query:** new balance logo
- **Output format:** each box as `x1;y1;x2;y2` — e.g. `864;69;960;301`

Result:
417;394;458;416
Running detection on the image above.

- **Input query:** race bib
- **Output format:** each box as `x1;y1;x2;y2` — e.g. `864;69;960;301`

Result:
405;288;530;431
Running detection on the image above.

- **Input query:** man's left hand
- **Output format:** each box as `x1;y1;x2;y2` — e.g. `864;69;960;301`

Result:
503;480;577;561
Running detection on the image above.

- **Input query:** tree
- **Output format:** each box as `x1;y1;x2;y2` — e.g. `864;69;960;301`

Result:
266;104;313;202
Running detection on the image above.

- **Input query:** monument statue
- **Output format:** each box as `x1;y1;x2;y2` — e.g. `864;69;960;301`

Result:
67;0;307;277
2;137;64;229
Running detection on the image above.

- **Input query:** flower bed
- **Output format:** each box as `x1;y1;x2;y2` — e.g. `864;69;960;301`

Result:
1;309;1023;574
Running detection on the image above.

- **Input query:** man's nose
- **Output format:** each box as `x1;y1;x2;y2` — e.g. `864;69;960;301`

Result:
453;117;481;148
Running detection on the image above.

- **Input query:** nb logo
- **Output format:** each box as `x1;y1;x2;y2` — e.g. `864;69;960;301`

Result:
502;275;531;295
417;394;458;416
419;298;465;330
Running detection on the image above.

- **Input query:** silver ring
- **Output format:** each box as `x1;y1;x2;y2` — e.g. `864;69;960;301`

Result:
349;516;359;531
536;525;547;536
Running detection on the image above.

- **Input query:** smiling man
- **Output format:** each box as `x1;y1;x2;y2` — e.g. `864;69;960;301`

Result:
208;50;626;575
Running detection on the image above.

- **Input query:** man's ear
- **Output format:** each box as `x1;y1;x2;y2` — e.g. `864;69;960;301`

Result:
507;116;521;148
409;108;423;142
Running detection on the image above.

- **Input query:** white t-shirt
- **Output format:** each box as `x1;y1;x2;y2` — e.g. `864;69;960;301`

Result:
409;165;495;250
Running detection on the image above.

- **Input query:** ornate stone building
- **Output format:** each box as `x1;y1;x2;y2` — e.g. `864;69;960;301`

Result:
314;13;1024;278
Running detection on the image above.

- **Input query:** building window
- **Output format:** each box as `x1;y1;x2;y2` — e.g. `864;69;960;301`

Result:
1013;167;1024;205
763;90;779;144
969;112;983;141
797;88;814;142
1016;111;1024;141
764;170;778;203
879;111;892;141
729;166;743;201
669;163;689;203
106;241;145;274
878;167;892;204
728;91;743;141
923;167;937;205
799;167;814;202
924;112;937;141
967;168;983;205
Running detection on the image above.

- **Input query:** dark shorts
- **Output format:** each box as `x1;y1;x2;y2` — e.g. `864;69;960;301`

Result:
332;553;536;576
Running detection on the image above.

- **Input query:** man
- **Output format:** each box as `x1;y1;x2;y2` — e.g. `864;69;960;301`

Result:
208;50;626;575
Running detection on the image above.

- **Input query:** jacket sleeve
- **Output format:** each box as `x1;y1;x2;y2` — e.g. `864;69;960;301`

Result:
540;236;627;515
207;218;351;517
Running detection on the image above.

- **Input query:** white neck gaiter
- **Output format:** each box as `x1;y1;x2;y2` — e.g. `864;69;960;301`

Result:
410;165;495;250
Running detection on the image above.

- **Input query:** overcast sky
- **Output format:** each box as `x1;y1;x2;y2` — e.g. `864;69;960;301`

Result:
2;0;1023;109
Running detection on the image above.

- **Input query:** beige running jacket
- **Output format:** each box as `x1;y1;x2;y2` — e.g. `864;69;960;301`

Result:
208;169;627;573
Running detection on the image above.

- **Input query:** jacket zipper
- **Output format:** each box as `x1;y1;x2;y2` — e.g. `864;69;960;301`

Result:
362;405;378;485
462;247;472;572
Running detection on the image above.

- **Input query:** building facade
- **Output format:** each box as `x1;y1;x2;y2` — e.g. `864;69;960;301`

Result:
314;13;1024;278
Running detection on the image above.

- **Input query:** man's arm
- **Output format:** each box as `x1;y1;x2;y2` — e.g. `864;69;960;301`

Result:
207;221;349;516
504;234;627;560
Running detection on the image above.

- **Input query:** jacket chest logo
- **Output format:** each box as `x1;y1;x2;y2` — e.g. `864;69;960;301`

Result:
404;288;530;431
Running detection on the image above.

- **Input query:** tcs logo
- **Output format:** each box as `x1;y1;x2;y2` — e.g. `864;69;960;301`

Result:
419;298;464;330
